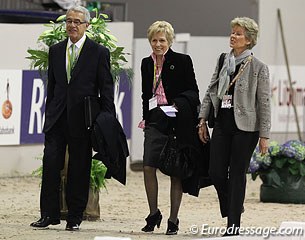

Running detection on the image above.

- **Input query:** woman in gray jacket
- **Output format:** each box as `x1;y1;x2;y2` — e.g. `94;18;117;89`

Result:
198;17;271;236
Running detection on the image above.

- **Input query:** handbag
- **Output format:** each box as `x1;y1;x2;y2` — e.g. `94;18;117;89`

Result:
207;52;226;128
158;134;194;179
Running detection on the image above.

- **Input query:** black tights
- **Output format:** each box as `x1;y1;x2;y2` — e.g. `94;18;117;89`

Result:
143;166;182;222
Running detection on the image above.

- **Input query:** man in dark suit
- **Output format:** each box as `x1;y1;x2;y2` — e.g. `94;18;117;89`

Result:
30;6;115;231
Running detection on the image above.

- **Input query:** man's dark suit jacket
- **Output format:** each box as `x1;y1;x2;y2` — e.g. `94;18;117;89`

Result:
141;48;199;123
43;37;115;136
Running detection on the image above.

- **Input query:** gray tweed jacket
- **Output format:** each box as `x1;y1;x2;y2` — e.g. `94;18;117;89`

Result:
199;54;271;138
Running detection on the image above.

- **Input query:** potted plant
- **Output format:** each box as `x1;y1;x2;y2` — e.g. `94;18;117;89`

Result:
28;8;131;220
249;140;305;203
82;159;107;220
26;9;132;82
32;158;107;220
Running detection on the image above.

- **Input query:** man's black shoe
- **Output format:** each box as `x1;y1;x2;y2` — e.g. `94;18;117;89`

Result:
65;223;80;231
30;217;60;228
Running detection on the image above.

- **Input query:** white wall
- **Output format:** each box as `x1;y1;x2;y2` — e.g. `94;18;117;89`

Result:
258;0;305;142
258;0;305;65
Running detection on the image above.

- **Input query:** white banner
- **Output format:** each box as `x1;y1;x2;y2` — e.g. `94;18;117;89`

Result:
0;70;22;145
269;65;305;133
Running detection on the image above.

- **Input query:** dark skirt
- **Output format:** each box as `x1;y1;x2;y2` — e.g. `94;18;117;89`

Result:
143;125;168;167
143;107;174;168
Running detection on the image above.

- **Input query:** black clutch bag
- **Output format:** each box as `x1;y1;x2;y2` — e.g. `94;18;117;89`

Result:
84;96;101;129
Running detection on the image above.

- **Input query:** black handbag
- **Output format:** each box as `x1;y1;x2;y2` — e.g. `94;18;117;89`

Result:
158;134;194;179
207;52;226;128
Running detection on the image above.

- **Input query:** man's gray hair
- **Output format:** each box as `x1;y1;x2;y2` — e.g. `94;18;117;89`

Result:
67;6;90;23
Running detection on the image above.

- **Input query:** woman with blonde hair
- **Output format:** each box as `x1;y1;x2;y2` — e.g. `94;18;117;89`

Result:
139;20;200;235
198;17;271;236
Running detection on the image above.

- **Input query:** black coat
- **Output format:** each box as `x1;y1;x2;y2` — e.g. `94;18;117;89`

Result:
92;112;129;185
141;48;199;124
174;90;212;197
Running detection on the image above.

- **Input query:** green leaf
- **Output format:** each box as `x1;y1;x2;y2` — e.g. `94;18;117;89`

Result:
43;23;54;28
34;59;45;68
30;49;48;57
32;165;42;177
274;157;287;168
100;13;109;19
300;163;305;176
90;159;107;191
289;166;299;176
99;33;106;41
92;8;98;17
43;21;54;27
119;56;128;62
107;42;117;49
56;14;66;22
270;169;282;187
85;32;94;38
112;46;124;54
107;34;118;42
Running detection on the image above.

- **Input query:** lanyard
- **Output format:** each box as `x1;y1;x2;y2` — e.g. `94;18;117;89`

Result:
153;63;162;96
226;55;253;93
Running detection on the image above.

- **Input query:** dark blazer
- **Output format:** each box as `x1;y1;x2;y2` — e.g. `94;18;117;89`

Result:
43;37;115;137
141;48;199;123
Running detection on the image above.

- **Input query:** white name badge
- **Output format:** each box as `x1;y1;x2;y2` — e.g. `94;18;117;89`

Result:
221;94;233;109
149;96;158;110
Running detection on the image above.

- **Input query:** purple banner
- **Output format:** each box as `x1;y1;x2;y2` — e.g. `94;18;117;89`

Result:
20;70;131;144
116;71;131;139
20;70;46;144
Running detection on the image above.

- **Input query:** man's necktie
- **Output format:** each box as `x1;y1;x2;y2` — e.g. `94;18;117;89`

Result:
67;44;76;82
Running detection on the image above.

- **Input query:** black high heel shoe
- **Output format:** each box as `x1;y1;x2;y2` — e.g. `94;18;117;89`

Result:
141;209;162;232
166;218;179;235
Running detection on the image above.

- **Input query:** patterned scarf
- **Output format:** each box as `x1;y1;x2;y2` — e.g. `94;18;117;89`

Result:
217;49;252;99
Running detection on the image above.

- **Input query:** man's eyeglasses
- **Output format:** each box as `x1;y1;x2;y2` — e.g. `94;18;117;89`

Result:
65;19;87;26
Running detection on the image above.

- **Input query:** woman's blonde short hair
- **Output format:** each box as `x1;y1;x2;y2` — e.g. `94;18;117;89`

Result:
147;21;175;47
231;17;259;49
